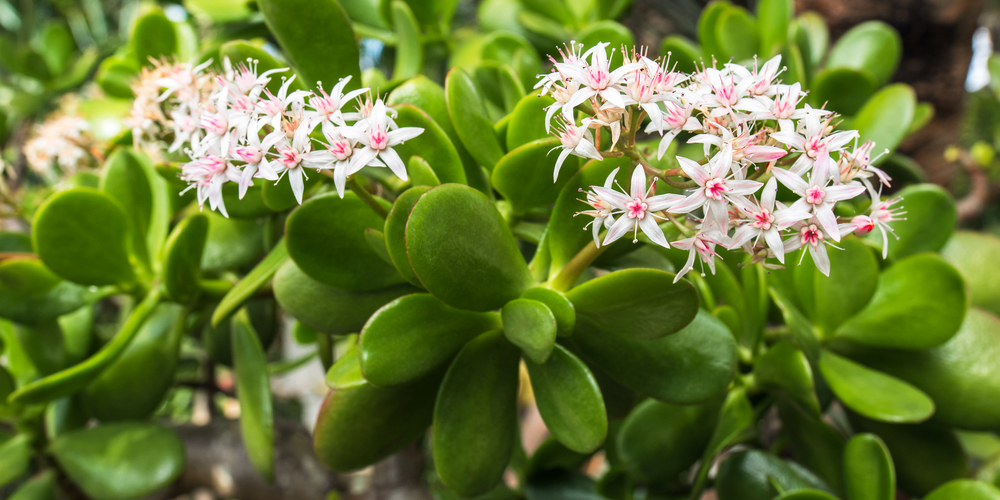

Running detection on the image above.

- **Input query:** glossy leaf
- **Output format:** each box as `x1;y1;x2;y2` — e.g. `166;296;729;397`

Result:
716;449;831;500
232;309;274;481
776;491;840;500
100;147;169;272
433;331;520;497
520;287;575;337
778;401;846;494
0;258;59;295
571;310;736;404
0;434;31;487
384;186;429;286
406;184;532;311
714;6;759;62
260;172;321;211
258;0;361;93
445;68;505;170
834;253;966;349
33;188;135;287
854;84;917;164
697;1;731;60
792;12;829;69
808;68;875;116
844;434;895;500
7;469;57;500
819;350;934;423
326;340;366;390
506;95;554;150
492;138;579;212
943;231;1000;315
391;104;467;185
200;211;266;272
502;298;556;363
219;40;303;96
211;239;287;327
756;0;792;57
50;422;185;500
578;21;635;55
408;156;440;186
0;268;101;325
924;480;1000;500
616;397;719;484
755;341;820;414
360;293;500;386
390;1;422;82
659;35;702;74
826;21;901;86
803;238;879;335
162;214;208;303
286;192;403;291
872;184;955;260
526;345;606;453
567;269;699;340
131;11;177;65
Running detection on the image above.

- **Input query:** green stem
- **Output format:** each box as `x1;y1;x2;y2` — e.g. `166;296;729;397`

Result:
316;332;334;372
348;177;390;219
549;239;608;291
198;279;234;300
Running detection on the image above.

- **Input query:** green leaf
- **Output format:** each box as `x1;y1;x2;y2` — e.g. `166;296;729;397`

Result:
806;238;879;335
326;340;366;390
700;389;754;470
260;171;321;211
81;304;185;421
391;1;422;82
219;40;303;96
0;258;60;295
100;147;169;272
162;214;208;303
777;400;846;494
492;138;579;212
258;0;361;92
715;450;831;500
314;367;442;471
781;43;807;86
714;6;759;62
211;239;287;327
286;192;403;291
944;232;1000;315
33;188;135;287
854;84;917;164
525;345;606;453
505;95;554;151
616;397;720;484
7;469;57;500
200;212;266;272
445;68;505;170
131;10;177;65
754;340;820;415
571;309;736;404
825;21;901;86
578;21;635;55
50;422;185;500
434;331;520;497
232;308;274;481
383;186;429;286
406;184;532;311
697;1;731;61
502;298;556;364
844;434;895;500
834;253;966;350
273;259;416;335
808;68;876;115
819;350;934;423
769;286;821;362
908;102;934;135
791;12;829;70
775;491;840;500
520;287;575;337
566;269;699;340
659;35;702;74
390;104;467;184
0;266;103;324
364;228;392;265
95;54;139;98
16;321;67;376
0;434;31;488
360;293;500;386
871;184;955;260
924;480;1000;500
756;0;791;57
408;156;440;186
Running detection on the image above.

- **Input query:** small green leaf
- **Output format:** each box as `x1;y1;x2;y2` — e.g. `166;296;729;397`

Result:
7;469;57;500
924;480;1000;500
805;238;879;335
716;450;832;500
445;68;505;170
162;214;208;303
0;258;60;295
791;12;829;70
778;400;846;494
326;340;366;390
363;228;393;265
754;341;820;415
406;184;533;311
100;147;169;272
408;156;440;186
616;397;720;484
391;1;422;82
775;490;840;500
659;35;702;74
33;188;135;287
871;184;955;260
200;211;266;272
50;422;185;500
219;40;303;96
819;350;934;423
0;271;100;325
854;84;917;164
502;298;557;364
211;239;287;327
433;331;520;496
492;138;579;212
756;0;792;57
844;434;895;500
360;293;500;386
578;21;635;56
808;68;876;115
782;43;807;86
260;171;321;211
131;10;177;65
714;6;759;62
697;1;731;60
0;434;31;488
834;253;966;350
390;104;467;184
520;287;575;337
697;389;754;480
384;186;429;286
505;95;554;150
567;269;699;340
232;308;274;481
826;21;901;86
525;345;606;453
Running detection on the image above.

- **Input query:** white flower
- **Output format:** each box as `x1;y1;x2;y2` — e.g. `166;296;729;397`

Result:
645;100;702;160
702;66;753;117
672;230;723;283
770;109;857;174
300;128;360;198
729;178;811;263
593;166;680;248
232;123;278;199
180;149;241;218
731;54;782;97
308;76;368;133
255;75;311;130
345;99;422;182
858;189;907;258
269;125;322;204
785;218;854;276
224;57;286;96
554;42;644;111
551;118;604;181
772;151;865;242
669;145;763;231
576;167;621;246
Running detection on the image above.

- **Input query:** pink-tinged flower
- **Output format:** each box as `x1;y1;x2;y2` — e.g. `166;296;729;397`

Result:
180;153;241;218
593;166;681;248
555;42;644;111
702;67;754;117
645;101;702;160
622;60;674;132
268;125;321;205
308;76;369;132
233;125;278;199
736;82;812;132
770;108;856;174
730;54;782;97
672;230;723;283
225;57;287;96
551;118;603;181
784;218;854;276
576;167;621;246
640;54;688;94
342;92;399;129
772;152;865;242
689;126;787;170
167;108;200;153
345;99;423;182
300;128;360;198
729;178;811;263
838;139;891;188
669;145;763;230
851;215;875;236
866;191;907;258
255;75;312;130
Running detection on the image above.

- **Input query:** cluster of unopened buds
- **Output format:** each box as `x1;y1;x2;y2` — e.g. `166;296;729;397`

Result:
537;42;905;279
127;57;423;217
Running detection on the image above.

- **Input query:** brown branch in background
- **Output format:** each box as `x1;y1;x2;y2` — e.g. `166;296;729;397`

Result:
954;149;992;222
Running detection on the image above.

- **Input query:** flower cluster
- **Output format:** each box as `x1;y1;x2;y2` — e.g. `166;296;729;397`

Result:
127;57;423;217
24;114;98;176
538;42;904;279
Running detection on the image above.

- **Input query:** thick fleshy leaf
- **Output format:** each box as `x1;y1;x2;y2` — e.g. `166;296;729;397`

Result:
825;21;901;86
520;287;575;337
313;369;442;471
659;35;702;73
526;345;606;453
778;401;846;494
692;388;755;490
567;269;699;340
131;11;177;65
800;238;879;335
850;416;968;496
408;156;440;186
203;299;277;367
844;434;895;500
480;30;542;90
616;397;720;484
219;40;304;95
770;286;821;362
0;434;31;487
81;304;185;421
502;298;556;363
433;331;520;497
924;480;1000;500
258;0;361;92
100;147;170;272
834;254;966;349
50;422;184;500
0;266;101;325
286;192;403;291
578;21;635;56
360;293;500;386
162;214;208;303
7;469;57;500
756;0;791;57
697;1;730;61
390;1;422;82
406;184;532;311
445;68;505;170
506;95;554;150
492;138;579;211
384;186;429;286
326;340;365;390
776;491;840;500
754;341;820;414
211;239;287;327
471;62;524;117
715;450;832;500
854;84;917;165
391;105;467;184
871;184;955;260
714;6;759;62
259;172;320;212
16;321;67;376
0;258;58;296
273;259;416;335
200;212;266;272
943;231;1000;315
33;188;135;287
232;308;274;481
819;350;934;423
808;68;875;116
571;309;736;404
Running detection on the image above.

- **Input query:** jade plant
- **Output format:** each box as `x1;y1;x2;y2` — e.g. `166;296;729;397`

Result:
3;0;1000;500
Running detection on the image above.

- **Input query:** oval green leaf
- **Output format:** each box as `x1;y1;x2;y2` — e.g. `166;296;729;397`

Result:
162;214;208;303
924;480;1000;500
131;11;177;65
714;6;759;62
384;186;429;286
754;340;820;415
819;350;934;423
716;450;832;500
525;345;606;454
492;138;579;212
943;231;1000;315
844;433;895;500
232;308;274;481
506;95;555;150
871;184;955;260
520;287;575;337
211;238;288;327
616;397;719;484
502;298;556;364
756;0;791;57
808;68;876;116
445;68;505;170
390;104;467;184
854;84;917;165
326;340;366;390
826;20;901;86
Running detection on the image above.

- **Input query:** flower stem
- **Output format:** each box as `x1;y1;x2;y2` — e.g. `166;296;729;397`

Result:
549;239;609;291
348;177;389;219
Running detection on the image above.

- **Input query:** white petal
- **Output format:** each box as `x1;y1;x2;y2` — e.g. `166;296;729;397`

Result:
380;147;408;181
288;167;304;205
630;166;646;198
639;216;670;248
603;216;633;246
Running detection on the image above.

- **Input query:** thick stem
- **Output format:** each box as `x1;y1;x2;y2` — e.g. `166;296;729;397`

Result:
348;177;390;219
549;239;608;292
